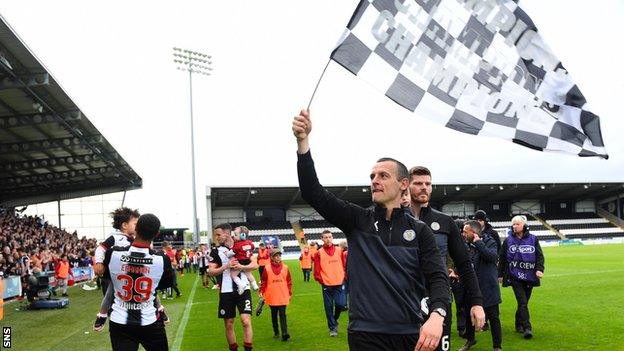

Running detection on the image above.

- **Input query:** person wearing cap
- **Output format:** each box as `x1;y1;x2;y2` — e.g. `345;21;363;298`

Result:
259;249;292;341
474;210;502;253
498;215;544;340
408;166;486;351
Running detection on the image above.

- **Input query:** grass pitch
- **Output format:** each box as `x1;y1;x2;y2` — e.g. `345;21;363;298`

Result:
3;244;623;350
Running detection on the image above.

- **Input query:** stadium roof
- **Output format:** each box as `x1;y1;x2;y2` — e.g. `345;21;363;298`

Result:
0;15;142;207
209;182;624;209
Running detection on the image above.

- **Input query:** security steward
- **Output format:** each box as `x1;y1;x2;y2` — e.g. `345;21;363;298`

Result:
256;243;270;277
299;246;313;282
293;109;450;351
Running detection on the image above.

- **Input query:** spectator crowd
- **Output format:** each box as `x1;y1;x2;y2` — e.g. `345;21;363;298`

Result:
0;209;97;279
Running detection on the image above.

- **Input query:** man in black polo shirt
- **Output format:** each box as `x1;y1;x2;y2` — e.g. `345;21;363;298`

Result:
407;166;486;351
293;109;450;351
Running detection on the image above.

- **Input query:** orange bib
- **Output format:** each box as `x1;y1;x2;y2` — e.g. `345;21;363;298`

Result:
57;261;70;279
257;248;270;267
265;264;290;306
300;251;312;269
319;247;344;286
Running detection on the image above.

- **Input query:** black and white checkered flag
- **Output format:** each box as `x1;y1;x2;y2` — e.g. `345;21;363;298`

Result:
330;0;608;158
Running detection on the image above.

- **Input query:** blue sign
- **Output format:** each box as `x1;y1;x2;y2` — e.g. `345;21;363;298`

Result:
71;266;93;282
260;236;280;249
3;276;22;299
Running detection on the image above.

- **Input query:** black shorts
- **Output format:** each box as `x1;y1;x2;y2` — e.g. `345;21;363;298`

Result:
348;331;419;351
431;309;451;351
218;290;252;319
109;320;168;351
199;267;207;275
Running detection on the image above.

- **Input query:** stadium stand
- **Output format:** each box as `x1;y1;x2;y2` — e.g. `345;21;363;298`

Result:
0;209;97;281
209;186;624;255
0;15;142;302
0;15;142;209
488;212;624;241
233;211;624;254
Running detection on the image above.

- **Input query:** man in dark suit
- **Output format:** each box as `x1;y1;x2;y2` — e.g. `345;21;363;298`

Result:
459;220;502;351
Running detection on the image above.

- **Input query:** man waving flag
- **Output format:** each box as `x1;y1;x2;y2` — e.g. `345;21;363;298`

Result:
330;0;608;158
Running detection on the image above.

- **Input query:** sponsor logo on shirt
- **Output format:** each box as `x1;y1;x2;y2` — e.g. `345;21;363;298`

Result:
403;229;416;241
430;222;440;231
120;301;151;310
508;245;535;254
120;255;153;265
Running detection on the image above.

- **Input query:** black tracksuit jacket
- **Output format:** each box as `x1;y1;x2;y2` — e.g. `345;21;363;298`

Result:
418;206;483;307
298;151;450;334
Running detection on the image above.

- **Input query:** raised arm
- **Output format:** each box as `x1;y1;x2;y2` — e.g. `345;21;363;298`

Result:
473;234;498;263
293;109;366;234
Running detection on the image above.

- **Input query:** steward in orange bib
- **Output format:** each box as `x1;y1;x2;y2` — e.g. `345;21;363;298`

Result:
54;254;73;296
313;230;346;336
256;243;270;277
308;242;318;258
259;249;292;341
299;247;313;282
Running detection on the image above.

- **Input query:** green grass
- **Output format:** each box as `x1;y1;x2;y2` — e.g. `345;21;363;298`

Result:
4;244;624;350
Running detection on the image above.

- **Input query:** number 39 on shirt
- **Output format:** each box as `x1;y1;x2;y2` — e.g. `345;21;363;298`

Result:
116;274;153;303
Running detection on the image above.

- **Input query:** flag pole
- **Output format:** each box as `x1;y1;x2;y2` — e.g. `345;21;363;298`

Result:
307;58;332;110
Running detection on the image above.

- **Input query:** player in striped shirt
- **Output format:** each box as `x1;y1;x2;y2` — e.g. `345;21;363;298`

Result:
104;213;173;351
93;208;169;331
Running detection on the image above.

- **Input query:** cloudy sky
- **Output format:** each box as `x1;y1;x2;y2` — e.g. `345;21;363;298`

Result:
1;0;622;229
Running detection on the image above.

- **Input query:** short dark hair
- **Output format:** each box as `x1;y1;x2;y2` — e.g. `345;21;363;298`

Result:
110;207;140;230
214;223;232;231
464;220;482;235
377;157;408;181
409;166;431;178
135;214;161;241
321;230;332;236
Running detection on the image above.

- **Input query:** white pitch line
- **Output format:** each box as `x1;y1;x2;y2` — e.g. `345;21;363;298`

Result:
172;276;199;351
547;269;624;278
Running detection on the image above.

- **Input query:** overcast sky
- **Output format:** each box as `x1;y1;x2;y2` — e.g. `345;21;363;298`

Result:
1;1;623;229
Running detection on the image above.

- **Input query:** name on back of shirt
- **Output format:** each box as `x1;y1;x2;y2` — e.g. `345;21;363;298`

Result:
121;264;151;274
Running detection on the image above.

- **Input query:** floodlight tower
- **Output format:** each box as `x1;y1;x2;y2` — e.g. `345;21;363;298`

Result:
173;47;212;245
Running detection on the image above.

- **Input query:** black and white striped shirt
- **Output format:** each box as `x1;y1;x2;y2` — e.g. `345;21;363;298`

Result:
209;245;248;294
198;249;209;269
95;231;134;264
104;242;173;326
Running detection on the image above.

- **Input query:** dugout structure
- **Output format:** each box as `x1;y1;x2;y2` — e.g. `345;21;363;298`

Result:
0;15;142;209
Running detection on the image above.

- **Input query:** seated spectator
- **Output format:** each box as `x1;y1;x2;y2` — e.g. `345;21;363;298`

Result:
0;210;97;296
